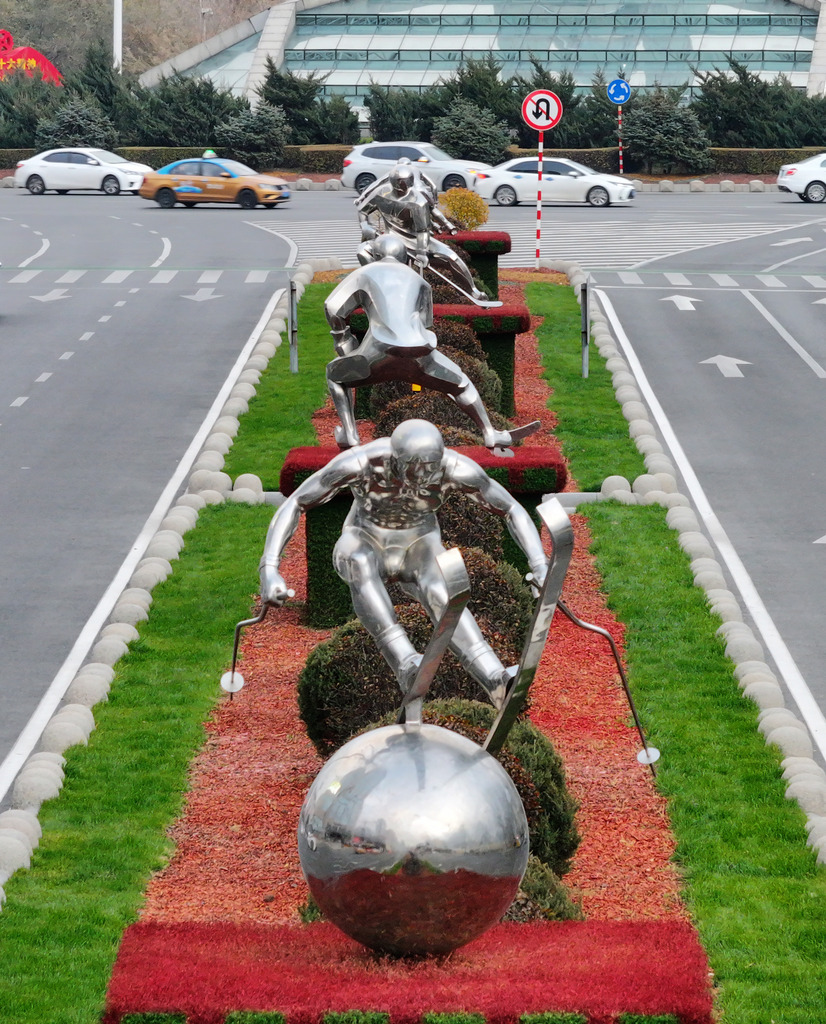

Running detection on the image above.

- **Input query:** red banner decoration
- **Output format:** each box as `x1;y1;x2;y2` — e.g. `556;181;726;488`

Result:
0;31;62;84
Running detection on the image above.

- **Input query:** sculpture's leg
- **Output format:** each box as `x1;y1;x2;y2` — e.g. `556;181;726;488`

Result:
334;531;421;689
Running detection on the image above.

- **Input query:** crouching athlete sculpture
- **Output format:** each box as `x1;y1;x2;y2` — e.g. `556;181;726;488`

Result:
324;234;540;451
259;420;550;709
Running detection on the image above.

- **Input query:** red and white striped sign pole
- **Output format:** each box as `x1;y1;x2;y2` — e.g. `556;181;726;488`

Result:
535;129;544;268
520;90;563;270
618;104;624;174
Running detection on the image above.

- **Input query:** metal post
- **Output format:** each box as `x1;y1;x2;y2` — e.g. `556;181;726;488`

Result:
534;130;544;270
581;274;590;378
289;279;299;373
113;0;122;71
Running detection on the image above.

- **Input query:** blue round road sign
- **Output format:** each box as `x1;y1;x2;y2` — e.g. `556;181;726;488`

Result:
607;79;631;104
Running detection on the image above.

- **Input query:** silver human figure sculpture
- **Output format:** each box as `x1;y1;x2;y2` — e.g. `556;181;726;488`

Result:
259;420;550;708
324;235;540;451
355;161;501;307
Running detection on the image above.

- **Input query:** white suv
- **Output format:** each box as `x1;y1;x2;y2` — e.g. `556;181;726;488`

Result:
776;153;826;203
341;142;491;193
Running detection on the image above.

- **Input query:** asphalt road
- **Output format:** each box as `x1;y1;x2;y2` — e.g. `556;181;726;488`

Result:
1;183;825;796
0;188;296;791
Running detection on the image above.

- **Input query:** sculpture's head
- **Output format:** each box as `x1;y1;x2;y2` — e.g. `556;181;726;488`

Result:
370;234;409;263
389;164;415;195
389;420;445;484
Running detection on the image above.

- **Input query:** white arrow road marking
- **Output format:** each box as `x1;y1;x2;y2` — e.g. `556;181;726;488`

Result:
662;294;702;310
813;297;826;305
30;288;70;302
182;287;222;302
814;535;826;544
700;355;752;377
770;237;813;246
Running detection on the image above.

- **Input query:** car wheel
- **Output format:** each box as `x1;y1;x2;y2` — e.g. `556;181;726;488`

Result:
355;172;376;193
798;193;812;202
102;175;121;196
26;174;46;195
442;174;465;190
155;188;177;209
803;180;826;203
587;186;610;207
494;184;519;207
237;189;258;210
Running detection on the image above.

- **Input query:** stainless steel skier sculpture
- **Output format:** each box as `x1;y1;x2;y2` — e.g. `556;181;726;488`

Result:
259;420;553;709
324;234;540;451
355;161;500;307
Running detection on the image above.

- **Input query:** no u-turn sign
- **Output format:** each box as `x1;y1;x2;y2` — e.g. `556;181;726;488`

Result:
521;89;563;131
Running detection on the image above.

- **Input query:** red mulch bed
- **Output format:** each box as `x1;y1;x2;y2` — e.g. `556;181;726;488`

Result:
106;275;711;1021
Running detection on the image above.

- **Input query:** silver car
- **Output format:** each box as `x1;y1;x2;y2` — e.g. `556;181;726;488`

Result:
471;157;635;207
14;148;153;196
341;141;491;193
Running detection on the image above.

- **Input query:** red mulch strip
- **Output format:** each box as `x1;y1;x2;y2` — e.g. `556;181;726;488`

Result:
109;277;709;1020
105;920;712;1024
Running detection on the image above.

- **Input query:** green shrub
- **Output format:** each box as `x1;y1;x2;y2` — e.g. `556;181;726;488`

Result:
368;347;501;419
226;1013;287;1024
439;187;490;230
433;318;486;361
504;855;584;922
298;549;534;756
35;97;117;149
373;391;513;444
436;492;505;560
214;102;290;170
432;98;511;164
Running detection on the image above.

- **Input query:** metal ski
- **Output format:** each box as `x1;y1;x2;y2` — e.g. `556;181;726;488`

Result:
398;548;470;726
484;497;574;755
425;261;503;308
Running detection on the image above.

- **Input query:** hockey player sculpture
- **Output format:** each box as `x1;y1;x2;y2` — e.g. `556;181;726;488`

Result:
324;235;540;451
258;421;575;955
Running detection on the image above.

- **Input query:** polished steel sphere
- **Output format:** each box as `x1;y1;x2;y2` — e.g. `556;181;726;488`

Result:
298;723;529;955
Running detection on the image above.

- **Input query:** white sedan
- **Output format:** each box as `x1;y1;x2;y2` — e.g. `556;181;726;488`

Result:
14;148;153;196
776;153;826;203
472;157;635;208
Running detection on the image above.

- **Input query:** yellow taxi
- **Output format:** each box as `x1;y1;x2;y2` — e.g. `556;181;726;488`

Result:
139;157;290;209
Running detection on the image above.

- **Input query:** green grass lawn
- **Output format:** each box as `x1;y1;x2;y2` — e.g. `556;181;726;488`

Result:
0;279;823;1023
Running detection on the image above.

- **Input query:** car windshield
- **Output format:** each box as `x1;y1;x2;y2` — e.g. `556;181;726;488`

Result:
566;160;601;175
89;150;127;164
215;159;257;176
420;145;455;162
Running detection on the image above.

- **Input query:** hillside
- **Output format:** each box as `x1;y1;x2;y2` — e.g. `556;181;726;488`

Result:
0;0;271;76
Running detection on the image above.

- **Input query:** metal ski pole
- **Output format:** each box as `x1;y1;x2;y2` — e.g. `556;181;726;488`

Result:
557;597;660;776
220;590;294;699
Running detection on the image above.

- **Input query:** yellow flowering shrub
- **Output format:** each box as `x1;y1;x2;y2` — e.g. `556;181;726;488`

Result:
438;187;490;230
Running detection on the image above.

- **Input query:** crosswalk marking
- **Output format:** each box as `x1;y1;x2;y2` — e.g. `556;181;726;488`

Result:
803;276;826;288
9;270;40;283
150;270;177;284
56;270;86;284
619;272;643;284
102;270;133;284
664;272;691;285
755;275;786;288
710;273;738;286
198;270;222;284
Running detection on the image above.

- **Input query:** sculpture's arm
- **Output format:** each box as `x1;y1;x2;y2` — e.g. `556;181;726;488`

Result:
324;276;365;356
259;453;361;603
448;455;549;586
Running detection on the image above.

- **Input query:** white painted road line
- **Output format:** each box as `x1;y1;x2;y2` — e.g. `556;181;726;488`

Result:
103;270;133;284
741;291;826;378
597;288;826;763
56;271;87;284
10;270;40;283
150;270;177;284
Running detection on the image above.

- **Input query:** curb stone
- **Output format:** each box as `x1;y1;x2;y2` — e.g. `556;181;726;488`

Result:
539;256;826;852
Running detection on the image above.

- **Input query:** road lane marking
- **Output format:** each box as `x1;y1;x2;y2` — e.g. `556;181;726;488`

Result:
150;236;171;268
664;272;691;285
60;352;74;359
699;355;751;377
150;270;177;284
35;373;52;383
245;271;269;283
755;275;787;288
598;287;826;762
10;270;40;283
710;274;738;287
803;276;826;288
661;294;702;310
763;247;826;273
98;315;111;322
741;290;826;378
79;332;94;341
197;270;222;284
619;272;643;284
10;397;28;407
19;238;49;267
102;270;133;284
56;271;86;283
0;286;288;804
